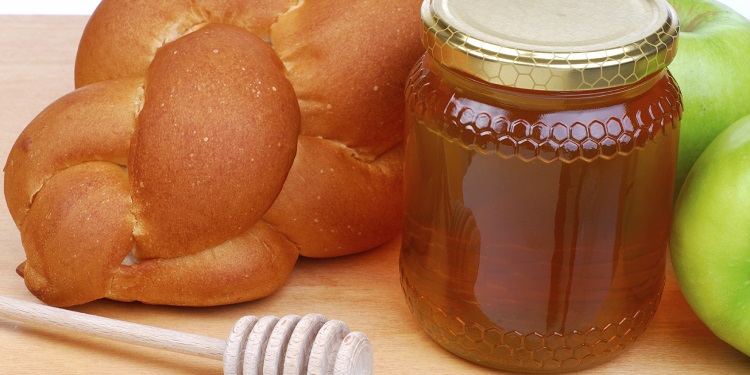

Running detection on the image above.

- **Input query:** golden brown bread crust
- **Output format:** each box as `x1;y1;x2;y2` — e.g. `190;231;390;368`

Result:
74;0;297;88
264;137;404;258
108;221;298;306
5;0;423;307
271;0;422;158
130;23;300;259
21;162;134;307
5;78;142;228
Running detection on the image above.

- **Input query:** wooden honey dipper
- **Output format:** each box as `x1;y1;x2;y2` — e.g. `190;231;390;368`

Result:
0;296;373;375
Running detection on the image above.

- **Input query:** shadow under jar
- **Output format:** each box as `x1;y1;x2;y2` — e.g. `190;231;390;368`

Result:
400;0;682;372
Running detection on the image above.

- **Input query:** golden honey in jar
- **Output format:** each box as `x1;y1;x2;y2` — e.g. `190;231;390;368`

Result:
400;0;681;372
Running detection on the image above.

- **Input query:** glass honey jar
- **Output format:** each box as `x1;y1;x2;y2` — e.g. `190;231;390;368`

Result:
400;0;681;372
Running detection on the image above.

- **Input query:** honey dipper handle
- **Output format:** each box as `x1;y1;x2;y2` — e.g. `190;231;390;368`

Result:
0;296;226;360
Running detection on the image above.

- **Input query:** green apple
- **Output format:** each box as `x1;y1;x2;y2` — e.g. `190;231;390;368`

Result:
667;0;750;193
671;114;750;356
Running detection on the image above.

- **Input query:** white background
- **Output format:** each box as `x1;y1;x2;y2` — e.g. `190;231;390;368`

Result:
0;0;748;19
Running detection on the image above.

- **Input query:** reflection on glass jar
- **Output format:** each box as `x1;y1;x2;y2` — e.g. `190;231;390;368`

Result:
400;0;682;372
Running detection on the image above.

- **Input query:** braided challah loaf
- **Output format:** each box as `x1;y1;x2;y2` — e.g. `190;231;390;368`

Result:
4;0;423;307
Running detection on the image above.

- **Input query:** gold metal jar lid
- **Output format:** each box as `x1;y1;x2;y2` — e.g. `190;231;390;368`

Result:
422;0;679;91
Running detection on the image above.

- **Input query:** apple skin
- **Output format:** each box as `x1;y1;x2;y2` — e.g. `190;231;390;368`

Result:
667;0;750;193
671;114;750;356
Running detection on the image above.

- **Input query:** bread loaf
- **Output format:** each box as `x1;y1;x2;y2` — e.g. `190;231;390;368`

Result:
4;0;423;307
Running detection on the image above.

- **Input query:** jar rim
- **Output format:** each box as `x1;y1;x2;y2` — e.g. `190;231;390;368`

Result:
421;0;680;91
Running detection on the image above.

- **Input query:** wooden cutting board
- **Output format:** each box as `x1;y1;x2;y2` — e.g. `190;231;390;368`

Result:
0;15;748;374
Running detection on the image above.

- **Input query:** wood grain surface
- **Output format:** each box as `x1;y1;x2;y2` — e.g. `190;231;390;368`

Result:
0;15;749;374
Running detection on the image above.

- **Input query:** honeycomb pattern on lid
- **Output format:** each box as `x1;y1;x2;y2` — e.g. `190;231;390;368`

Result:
421;0;680;91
